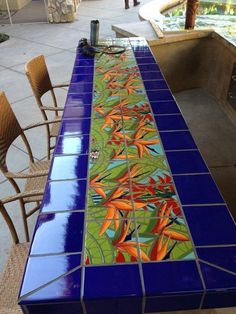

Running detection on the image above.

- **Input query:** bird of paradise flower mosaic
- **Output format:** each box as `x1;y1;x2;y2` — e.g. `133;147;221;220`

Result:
85;46;194;265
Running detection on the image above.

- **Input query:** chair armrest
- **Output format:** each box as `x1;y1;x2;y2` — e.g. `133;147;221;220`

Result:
23;119;61;131
5;170;48;179
2;190;44;204
52;83;69;88
39;106;64;112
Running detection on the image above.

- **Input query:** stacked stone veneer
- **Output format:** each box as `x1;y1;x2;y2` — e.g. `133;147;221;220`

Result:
48;0;80;23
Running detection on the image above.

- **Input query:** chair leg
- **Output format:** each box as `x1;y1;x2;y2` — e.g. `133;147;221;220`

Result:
125;0;129;9
20;199;30;242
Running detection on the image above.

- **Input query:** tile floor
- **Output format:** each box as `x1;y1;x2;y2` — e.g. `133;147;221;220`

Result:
0;0;150;273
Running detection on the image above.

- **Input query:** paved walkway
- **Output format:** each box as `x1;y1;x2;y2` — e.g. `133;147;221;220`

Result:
0;0;150;272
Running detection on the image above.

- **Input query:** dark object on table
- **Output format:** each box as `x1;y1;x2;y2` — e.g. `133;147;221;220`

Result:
125;0;140;9
78;38;96;57
90;20;99;46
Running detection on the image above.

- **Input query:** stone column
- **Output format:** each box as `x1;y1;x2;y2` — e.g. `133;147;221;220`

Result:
48;0;77;23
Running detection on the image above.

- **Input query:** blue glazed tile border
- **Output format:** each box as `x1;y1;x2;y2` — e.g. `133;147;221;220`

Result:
142;261;204;296
83;264;143;299
41;180;87;213
30;212;84;255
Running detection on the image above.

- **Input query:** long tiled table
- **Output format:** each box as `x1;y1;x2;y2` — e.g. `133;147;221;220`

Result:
19;38;236;314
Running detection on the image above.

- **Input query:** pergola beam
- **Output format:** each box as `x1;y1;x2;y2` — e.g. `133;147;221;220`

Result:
185;0;200;29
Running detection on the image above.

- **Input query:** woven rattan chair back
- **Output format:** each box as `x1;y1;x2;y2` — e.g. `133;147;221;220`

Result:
25;55;58;119
25;55;53;101
0;92;34;173
25;55;62;160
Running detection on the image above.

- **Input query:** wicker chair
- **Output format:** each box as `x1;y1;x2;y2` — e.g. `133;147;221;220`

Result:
0;91;57;241
0;192;43;314
25;55;69;160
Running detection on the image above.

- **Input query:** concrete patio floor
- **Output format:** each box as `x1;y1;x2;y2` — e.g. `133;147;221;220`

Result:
0;0;236;277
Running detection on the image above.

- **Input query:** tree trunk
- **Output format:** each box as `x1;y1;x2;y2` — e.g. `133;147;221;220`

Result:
185;0;199;29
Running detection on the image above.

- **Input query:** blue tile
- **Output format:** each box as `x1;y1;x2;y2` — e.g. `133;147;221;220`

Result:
166;150;209;174
136;57;156;64
174;174;224;205
71;74;93;83
74;59;94;67
19;254;81;298
85;298;142;314
59;119;91;136
66;93;93;106
143;261;203;296
151;101;180;114
49;155;88;180
140;71;164;80
200;261;236;290
22;302;83;314
155;114;188;131
183;205;236;245
143;80;169;90
41;180;87;213
55;135;89;155
202;290;236;309
138;64;160;72
197;247;236;273
147;90;175;102
69;83;93;94
30;212;84;254
145;293;202;313
63;105;91;119
159;131;197;151
133;51;153;58
84;265;142;299
73;66;94;75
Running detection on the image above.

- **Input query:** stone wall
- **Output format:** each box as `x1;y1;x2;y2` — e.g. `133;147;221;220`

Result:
48;0;80;23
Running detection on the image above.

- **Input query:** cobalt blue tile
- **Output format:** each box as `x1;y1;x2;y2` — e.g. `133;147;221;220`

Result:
147;90;175;102
74;59;94;67
59;119;91;136
174;174;224;205
84;265;142;299
159;131;197;151
75;52;94;61
138;64;160;72
63;105;91;119
41;180;87;212
202;290;236;309
73;66;94;75
183;205;236;245
143;261;203;296
145;293;202;313
136;57;156;64
66;93;93;106
71;74;93;83
22;302;83;314
141;71;164;80
134;51;155;58
55;134;89;155
30;212;84;254
155;114;188;131
200;261;236;290
151;100;180;114
85;297;142;314
166;150;209;174
197;247;236;273
68;83;93;94
143;80;169;90
49;155;88;180
19;254;81;298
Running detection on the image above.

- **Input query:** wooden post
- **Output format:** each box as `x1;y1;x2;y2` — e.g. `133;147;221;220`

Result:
185;0;199;29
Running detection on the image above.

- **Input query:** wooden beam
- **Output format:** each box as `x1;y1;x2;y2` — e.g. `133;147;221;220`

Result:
185;0;199;29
